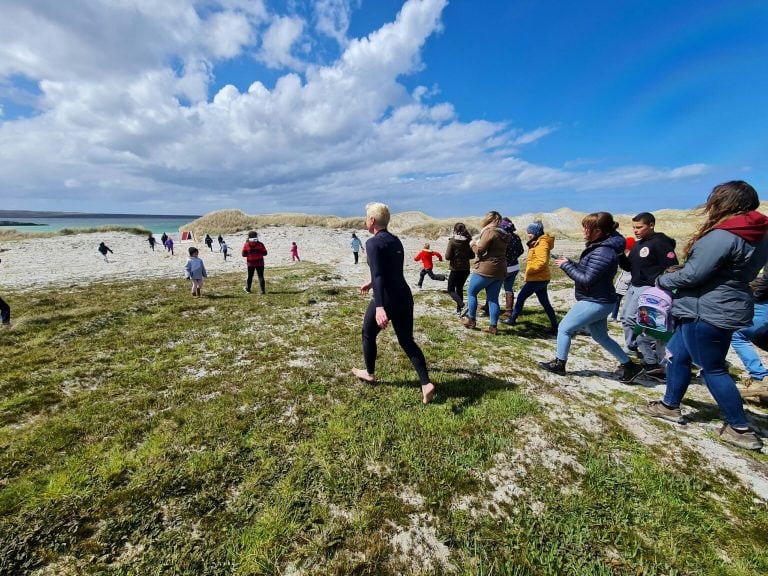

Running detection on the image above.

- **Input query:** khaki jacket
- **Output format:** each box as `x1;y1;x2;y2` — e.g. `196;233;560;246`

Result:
472;227;509;279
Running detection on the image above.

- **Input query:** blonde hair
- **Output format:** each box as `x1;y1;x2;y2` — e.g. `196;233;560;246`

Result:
365;202;391;227
481;210;502;228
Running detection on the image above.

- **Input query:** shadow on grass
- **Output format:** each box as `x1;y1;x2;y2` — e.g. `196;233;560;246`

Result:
683;397;768;430
379;367;519;415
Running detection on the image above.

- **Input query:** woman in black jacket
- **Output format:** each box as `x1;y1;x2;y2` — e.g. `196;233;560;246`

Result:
444;222;474;315
539;212;641;382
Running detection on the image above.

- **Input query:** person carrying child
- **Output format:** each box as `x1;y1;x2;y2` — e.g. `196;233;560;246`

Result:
184;246;208;297
414;243;446;288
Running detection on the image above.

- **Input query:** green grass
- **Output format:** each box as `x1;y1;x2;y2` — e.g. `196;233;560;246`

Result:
1;264;767;575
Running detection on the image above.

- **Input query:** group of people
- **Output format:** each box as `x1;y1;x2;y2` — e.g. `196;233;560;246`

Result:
352;181;768;451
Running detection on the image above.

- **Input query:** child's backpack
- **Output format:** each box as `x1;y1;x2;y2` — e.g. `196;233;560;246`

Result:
633;286;674;342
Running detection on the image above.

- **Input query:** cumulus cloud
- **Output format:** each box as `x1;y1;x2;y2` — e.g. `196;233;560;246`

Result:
0;0;709;215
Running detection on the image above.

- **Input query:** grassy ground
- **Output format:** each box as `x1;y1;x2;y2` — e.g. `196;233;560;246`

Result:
1;264;767;575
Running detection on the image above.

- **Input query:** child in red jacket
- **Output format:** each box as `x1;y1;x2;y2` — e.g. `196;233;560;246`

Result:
414;243;447;288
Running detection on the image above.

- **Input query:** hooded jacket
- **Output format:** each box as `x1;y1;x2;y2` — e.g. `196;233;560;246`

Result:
523;233;555;282
445;235;475;272
560;231;625;304
472;226;510;279
242;239;268;267
658;211;768;330
618;232;678;287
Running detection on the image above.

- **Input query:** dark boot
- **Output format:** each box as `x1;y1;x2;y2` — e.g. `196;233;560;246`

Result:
539;358;566;375
618;361;642;384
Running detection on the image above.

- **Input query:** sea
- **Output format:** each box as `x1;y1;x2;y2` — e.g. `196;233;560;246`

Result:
0;215;199;235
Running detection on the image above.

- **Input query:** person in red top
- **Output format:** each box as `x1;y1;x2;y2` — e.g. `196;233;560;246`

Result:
414;243;446;288
241;231;268;294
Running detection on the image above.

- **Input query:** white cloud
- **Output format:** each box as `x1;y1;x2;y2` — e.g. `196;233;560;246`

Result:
0;0;710;215
258;16;306;69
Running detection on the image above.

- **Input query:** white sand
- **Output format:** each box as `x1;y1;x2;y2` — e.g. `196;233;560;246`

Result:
0;227;584;291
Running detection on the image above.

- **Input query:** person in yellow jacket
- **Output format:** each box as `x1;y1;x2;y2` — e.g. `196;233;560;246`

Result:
502;221;558;333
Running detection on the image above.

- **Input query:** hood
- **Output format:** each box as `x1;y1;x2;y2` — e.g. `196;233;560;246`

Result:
589;231;626;254
450;234;470;242
714;211;768;243
529;233;554;249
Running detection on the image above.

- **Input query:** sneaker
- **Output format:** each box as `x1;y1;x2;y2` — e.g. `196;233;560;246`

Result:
243;287;251;293
501;316;516;326
635;400;685;424
618;361;643;383
719;424;763;451
643;364;666;383
539;358;566;375
459;306;469;318
736;379;768;398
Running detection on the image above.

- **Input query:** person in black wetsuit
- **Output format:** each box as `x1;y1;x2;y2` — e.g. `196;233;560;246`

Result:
351;202;436;404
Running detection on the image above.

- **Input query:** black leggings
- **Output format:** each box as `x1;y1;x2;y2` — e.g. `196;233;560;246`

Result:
246;266;265;293
361;299;429;385
447;270;470;310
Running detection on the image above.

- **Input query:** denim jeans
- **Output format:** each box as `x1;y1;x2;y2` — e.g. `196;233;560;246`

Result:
556;300;630;363
663;318;749;428
467;273;503;326
731;301;768;380
509;280;558;328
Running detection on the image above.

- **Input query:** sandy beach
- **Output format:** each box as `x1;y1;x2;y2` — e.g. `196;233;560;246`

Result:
0;226;585;294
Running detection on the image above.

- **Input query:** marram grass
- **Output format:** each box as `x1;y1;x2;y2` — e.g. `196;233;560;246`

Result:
1;264;767;575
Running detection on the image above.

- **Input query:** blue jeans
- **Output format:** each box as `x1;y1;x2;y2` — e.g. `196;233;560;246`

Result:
731;301;768;380
509;280;558;328
556;300;630;363
467;273;503;326
663;318;749;428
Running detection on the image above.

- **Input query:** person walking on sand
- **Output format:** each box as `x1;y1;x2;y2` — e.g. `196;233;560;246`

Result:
204;234;213;251
221;240;229;261
619;212;678;380
502;220;558;333
414;243;446;288
98;242;113;262
161;232;168;246
164;236;174;255
0;258;10;328
351;202;436;404
351;232;365;264
636;180;768;451
217;235;224;250
184;246;208;298
445;222;475;315
290;241;300;261
461;210;510;335
538;212;642;383
242;231;268;294
148;233;156;252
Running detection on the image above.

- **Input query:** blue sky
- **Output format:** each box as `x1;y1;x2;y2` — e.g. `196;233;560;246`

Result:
0;0;765;217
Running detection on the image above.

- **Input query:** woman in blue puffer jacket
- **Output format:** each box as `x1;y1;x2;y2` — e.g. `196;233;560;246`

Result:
539;212;642;383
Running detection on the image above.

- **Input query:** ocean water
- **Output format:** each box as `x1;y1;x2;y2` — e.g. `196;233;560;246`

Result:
0;216;198;235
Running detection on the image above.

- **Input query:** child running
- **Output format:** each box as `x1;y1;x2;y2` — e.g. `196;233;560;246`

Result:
290;241;300;261
184;246;208;297
414;243;446;288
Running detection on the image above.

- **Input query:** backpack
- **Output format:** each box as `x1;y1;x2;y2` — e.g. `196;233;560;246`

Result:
634;286;674;341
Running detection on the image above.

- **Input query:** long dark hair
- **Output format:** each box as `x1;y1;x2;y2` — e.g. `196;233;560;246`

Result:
581;212;619;239
453;222;472;240
683;180;759;259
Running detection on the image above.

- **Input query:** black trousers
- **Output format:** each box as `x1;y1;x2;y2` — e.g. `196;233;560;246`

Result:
447;270;470;310
353;251;359;264
361;299;429;385
0;296;10;324
417;268;446;286
246;266;265;293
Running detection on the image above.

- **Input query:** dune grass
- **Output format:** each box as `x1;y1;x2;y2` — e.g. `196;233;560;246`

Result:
2;264;768;575
0;226;152;241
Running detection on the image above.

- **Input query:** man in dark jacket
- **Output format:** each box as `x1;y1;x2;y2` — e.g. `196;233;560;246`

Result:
619;212;678;379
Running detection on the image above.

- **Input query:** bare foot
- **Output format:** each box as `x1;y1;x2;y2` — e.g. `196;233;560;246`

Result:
352;368;375;383
421;383;436;404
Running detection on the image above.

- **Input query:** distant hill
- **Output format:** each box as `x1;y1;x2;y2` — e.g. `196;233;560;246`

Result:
0;210;200;218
